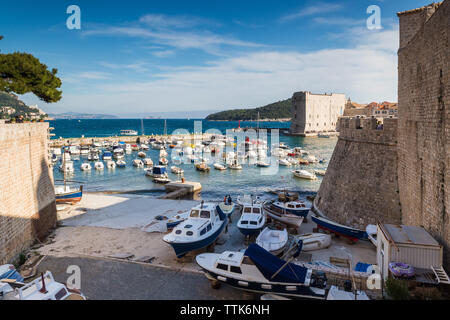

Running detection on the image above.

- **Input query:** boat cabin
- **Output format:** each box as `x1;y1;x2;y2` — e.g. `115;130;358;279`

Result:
172;204;221;238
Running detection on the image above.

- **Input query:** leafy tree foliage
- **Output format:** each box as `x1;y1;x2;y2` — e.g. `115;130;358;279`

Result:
0;36;62;103
206;99;292;121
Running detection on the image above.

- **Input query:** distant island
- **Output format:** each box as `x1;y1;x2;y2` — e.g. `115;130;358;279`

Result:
206;98;292;121
49;112;119;120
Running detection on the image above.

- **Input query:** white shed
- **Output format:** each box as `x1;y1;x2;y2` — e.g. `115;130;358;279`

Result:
376;224;448;283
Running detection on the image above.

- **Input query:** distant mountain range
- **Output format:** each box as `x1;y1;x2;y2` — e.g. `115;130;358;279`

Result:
206;99;292;121
49;112;119;119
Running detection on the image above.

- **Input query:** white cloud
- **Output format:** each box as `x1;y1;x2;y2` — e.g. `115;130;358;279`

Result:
139;14;219;29
280;3;343;22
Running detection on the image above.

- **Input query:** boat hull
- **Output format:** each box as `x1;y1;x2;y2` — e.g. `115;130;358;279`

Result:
311;215;368;242
164;220;227;258
55;189;83;204
271;204;309;218
237;226;263;237
201;270;325;300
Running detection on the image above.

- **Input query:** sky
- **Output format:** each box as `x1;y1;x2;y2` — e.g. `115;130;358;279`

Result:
0;0;435;117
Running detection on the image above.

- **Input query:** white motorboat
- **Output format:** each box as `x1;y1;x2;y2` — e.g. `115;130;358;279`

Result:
120;129;138;136
160;149;168;158
213;163;227;171
106;160;116;169
138;151;146;158
278;159;292;166
94;161;104;171
195;244;327;299
141;143;150;151
256;161;271;168
113;148;125;159
1;271;86;300
133;159;144;167
256;227;288;256
314;169;326;176
68;145;80;155
292;233;332;252
228;161;242;170
163;202;228;258
116;160;126;168
293;170;317;180
88;152;99;161
62;152;71;162
59;161;74;173
142;158;154;167
80;162;92;171
125;144;132;153
153;176;171;184
146;165;168;179
305;155;318;164
237;202;266;237
159;157;169;166
171;166;184;174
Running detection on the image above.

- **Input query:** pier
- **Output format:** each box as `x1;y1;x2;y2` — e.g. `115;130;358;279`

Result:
160;180;202;200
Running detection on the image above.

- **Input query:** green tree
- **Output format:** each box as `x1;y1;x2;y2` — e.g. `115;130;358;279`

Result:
0;36;62;103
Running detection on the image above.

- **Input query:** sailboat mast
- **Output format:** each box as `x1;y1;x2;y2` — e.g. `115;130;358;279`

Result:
141;119;145;136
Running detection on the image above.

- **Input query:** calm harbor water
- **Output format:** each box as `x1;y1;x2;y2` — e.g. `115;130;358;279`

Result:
50;119;337;201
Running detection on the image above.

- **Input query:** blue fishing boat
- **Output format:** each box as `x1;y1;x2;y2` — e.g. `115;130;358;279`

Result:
311;215;368;242
0;264;24;283
102;151;112;160
195;244;327;299
271;200;311;218
163;202;228;258
55;185;83;204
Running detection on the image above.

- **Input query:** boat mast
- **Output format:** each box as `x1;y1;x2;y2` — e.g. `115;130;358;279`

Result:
141;119;145;136
164;119;167;137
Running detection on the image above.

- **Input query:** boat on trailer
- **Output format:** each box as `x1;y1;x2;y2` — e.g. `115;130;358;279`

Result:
270;200;311;218
195;244;327;299
163;202;228;258
237;202;266;237
311;215;368;242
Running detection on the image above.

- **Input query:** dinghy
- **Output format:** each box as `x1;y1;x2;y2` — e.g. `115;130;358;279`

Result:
195;244;327;299
278;159;292;167
213;163;227;171
133;159;144;167
138;151;146;158
106;160;116;169
159;157;169;166
228;161;243;170
256;161;271;168
142;158;153;167
292;233;332;251
256;227;288;256
293;170;317;180
80;162;91;171
311;215;368;242
116;160;126;168
141;144;150;150
217;196;235;218
94;161;104;171
237;202;266;237
171;166;184;175
195;162;210;172
236;194;263;206
314;169;326;176
163;202;228;258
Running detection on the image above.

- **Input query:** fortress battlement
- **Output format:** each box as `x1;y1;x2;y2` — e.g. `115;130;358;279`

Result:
337;116;398;145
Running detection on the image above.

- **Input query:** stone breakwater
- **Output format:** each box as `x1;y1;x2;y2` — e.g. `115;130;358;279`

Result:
314;117;401;229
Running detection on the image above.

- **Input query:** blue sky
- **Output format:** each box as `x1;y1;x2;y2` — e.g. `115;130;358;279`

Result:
0;0;434;117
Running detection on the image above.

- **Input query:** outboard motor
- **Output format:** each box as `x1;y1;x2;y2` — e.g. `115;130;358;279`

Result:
310;271;327;289
344;280;352;292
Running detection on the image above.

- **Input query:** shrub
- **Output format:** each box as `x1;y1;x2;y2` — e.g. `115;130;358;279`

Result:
385;278;410;300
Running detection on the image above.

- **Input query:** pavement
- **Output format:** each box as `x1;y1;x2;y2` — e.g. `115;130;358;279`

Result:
36;255;250;300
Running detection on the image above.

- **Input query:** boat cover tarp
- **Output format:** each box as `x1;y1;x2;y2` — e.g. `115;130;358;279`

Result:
215;205;227;221
0;269;24;283
244;244;308;284
355;262;372;273
153;166;167;174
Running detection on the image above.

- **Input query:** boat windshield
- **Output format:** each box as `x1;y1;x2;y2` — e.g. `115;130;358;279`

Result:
200;210;210;219
190;210;200;218
253;207;261;214
243;207;252;213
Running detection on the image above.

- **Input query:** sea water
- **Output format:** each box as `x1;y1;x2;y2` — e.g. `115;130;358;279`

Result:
50;119;337;201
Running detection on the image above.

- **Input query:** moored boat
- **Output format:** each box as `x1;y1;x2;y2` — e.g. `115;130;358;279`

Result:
195;162;210;172
293;170;317;180
171;166;184;175
55;185;83;204
80;162;92;171
116;160;126;168
106;160;116;169
159;157;169;166
213;163;227;171
142;158;153;167
94;161;104;171
133;159;144;167
263;202;303;229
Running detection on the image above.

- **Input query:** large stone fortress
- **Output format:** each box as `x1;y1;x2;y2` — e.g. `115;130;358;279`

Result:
314;1;449;268
397;2;449;264
289;91;346;136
